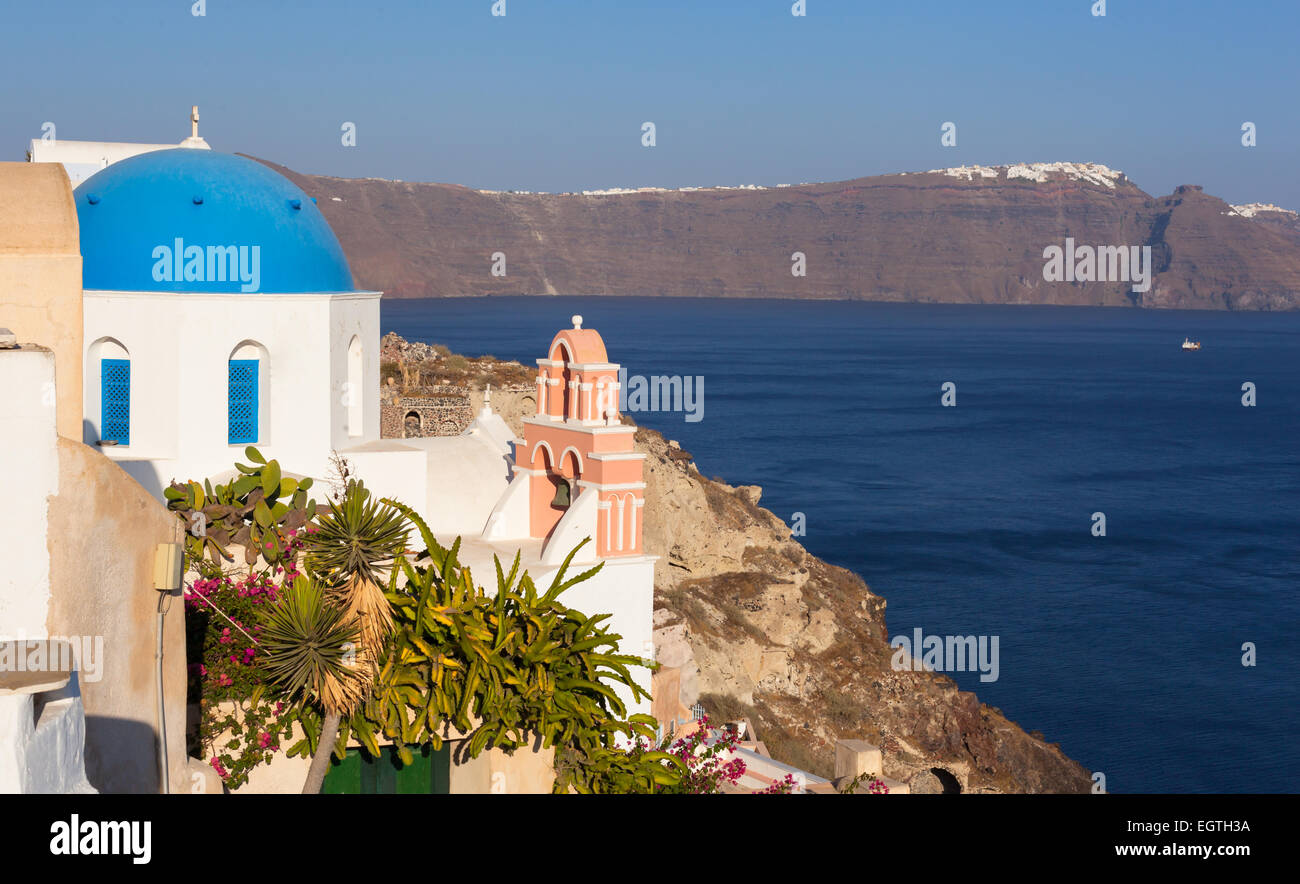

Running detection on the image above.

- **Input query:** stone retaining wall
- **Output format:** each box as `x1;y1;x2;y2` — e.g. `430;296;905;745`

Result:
381;396;473;438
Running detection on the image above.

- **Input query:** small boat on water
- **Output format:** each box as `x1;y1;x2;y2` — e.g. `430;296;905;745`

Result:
1182;337;1202;350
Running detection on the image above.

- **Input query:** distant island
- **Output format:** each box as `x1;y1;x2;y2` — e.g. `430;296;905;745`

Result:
255;157;1300;311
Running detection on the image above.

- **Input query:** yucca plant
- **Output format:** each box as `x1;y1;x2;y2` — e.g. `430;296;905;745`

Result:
304;479;408;656
258;576;362;793
306;478;409;585
289;479;409;792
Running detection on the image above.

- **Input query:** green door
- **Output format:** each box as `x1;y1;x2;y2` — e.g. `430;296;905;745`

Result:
322;744;450;794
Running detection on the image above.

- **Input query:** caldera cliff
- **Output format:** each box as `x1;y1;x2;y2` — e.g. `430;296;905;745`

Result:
262;158;1300;311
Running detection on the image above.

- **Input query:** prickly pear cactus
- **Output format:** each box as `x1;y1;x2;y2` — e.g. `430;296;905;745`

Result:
164;446;325;567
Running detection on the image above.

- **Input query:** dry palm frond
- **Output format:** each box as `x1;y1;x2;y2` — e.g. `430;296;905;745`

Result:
326;573;395;661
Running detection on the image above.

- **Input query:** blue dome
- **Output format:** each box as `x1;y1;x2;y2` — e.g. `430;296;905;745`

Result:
74;149;355;294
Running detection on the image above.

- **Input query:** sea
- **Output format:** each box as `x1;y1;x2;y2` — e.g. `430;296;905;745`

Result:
383;296;1300;794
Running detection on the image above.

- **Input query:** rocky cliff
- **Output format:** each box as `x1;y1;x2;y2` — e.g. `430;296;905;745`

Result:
396;338;1093;793
260;158;1299;311
637;429;1092;793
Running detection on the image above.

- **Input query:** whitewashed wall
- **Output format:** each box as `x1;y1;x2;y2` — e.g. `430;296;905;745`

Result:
0;347;57;635
0;346;94;794
82;290;380;495
533;557;656;720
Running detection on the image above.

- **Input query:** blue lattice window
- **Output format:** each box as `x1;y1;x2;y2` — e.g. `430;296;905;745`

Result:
100;358;130;445
228;360;259;444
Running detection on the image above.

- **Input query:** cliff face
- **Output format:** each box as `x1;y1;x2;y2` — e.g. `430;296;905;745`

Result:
259;158;1300;311
428;354;1092;793
1140;187;1300;310
636;429;1092;794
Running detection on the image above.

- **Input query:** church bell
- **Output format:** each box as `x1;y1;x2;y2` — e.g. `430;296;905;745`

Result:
550;478;571;508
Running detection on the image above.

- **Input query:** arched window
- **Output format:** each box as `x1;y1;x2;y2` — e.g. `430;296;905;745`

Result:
100;357;131;445
87;337;130;447
228;341;269;445
228;359;259;444
347;335;363;437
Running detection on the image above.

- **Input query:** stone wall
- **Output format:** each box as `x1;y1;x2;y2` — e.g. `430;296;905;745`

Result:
378;382;537;442
380;395;473;438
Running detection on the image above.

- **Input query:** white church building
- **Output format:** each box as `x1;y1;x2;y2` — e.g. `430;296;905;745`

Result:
67;138;654;714
29;106;212;187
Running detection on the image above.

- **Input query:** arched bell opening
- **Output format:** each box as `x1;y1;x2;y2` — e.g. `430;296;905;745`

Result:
530;441;554;469
558;448;581;480
529;442;565;537
550;448;582;510
549;340;575;420
559;366;574;421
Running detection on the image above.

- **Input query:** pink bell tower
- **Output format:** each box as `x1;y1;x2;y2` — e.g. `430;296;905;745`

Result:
520;315;644;558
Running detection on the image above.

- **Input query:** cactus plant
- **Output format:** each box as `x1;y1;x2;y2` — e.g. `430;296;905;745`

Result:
164;446;323;568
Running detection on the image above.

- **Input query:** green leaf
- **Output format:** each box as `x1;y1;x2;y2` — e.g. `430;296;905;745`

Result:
261;461;281;497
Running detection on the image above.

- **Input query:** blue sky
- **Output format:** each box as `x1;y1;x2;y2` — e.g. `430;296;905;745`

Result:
3;0;1298;205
